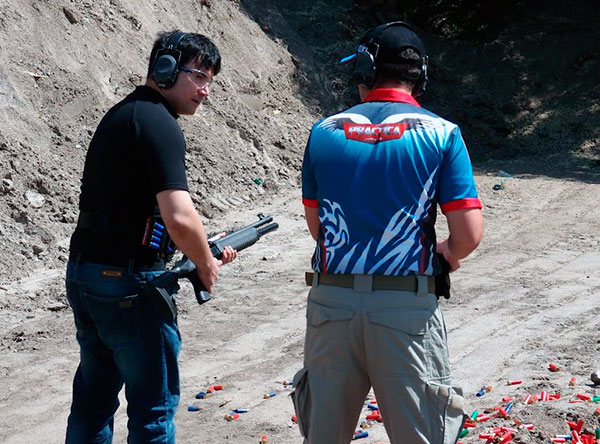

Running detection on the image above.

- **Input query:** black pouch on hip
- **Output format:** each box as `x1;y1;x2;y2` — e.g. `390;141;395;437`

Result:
146;280;180;322
435;253;451;300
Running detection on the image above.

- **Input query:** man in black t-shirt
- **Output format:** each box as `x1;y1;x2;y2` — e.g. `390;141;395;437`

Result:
65;31;236;443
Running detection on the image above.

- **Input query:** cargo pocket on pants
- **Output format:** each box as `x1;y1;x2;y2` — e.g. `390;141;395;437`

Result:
426;382;466;444
305;300;355;370
290;367;310;438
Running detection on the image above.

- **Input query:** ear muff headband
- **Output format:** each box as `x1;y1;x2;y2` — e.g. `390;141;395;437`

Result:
351;21;428;96
152;31;187;89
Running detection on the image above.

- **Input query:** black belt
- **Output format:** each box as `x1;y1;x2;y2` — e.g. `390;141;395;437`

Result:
69;251;165;271
305;272;435;293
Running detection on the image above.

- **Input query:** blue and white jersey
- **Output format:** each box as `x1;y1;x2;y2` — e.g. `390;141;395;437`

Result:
302;89;481;276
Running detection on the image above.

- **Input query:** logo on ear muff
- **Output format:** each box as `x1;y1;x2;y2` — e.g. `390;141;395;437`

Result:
152;31;186;89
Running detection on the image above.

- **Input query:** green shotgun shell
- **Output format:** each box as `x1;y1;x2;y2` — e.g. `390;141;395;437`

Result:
470;411;478;421
595;428;600;439
592;396;600;402
459;429;469;438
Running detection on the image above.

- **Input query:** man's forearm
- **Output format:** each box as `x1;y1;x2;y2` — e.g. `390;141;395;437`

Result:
445;208;484;259
446;234;479;259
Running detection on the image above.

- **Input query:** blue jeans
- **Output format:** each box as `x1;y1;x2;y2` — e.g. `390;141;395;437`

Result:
65;259;181;444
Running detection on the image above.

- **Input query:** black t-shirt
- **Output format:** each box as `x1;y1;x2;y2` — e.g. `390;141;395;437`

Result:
69;86;189;266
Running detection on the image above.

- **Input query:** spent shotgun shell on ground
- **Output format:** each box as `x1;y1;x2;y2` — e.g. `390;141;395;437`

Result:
499;431;514;443
475;386;487;397
263;391;276;399
224;413;240;421
549;363;560;372
366;412;382;422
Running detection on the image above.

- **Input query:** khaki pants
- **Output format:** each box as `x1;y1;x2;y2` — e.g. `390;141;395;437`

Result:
291;275;466;444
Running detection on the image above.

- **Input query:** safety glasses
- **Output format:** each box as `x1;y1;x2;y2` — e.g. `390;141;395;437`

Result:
180;66;213;90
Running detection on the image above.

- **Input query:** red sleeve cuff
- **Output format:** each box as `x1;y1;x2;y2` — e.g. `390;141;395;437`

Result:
440;198;482;214
302;197;319;208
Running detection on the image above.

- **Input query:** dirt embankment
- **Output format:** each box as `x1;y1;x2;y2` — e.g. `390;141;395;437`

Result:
1;1;600;443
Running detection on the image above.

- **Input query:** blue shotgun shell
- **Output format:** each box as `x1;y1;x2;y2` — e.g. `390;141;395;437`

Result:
187;405;200;412
353;431;368;439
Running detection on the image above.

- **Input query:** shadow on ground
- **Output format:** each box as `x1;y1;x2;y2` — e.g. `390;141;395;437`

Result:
239;0;600;183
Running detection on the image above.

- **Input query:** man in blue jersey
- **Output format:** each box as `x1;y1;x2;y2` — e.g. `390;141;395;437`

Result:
291;22;483;444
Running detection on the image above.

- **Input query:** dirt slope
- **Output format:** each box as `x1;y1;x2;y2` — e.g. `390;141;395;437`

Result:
0;0;314;284
1;1;600;443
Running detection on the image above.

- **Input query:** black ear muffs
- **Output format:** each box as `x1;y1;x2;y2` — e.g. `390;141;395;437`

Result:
352;43;379;89
152;31;187;89
351;21;428;96
412;55;428;97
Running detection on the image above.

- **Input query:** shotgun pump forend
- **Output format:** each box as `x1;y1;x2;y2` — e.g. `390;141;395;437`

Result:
144;213;278;321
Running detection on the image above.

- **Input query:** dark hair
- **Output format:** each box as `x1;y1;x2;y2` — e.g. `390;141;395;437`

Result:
147;30;222;78
377;48;422;88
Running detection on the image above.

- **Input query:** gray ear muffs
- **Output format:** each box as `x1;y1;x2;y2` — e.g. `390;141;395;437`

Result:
152;31;186;89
